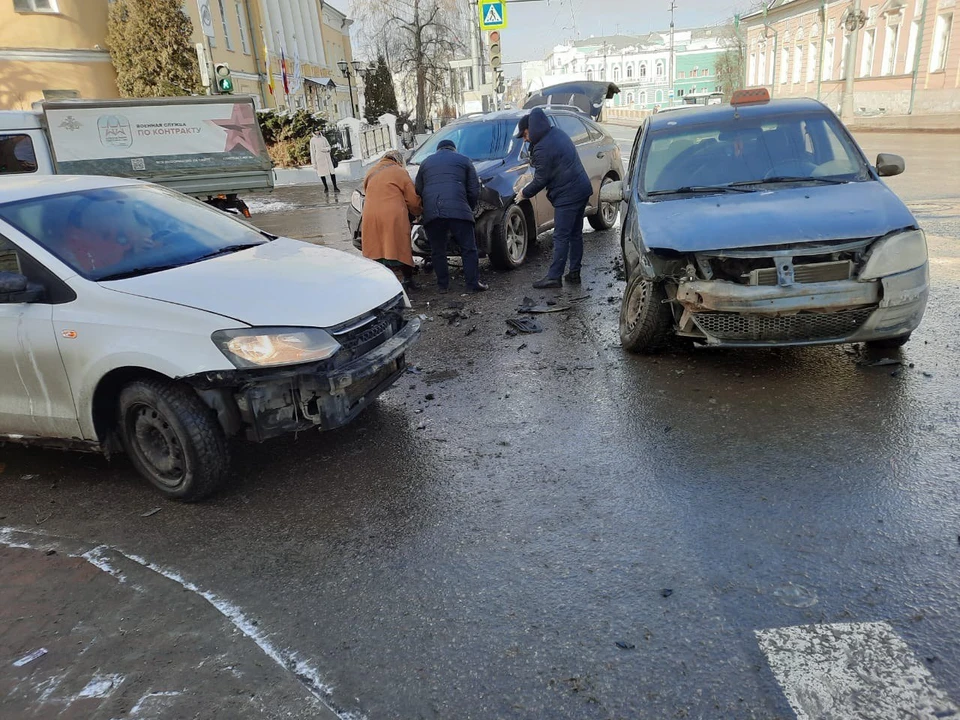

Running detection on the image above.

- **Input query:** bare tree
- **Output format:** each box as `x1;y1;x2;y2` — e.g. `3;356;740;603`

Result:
352;0;469;132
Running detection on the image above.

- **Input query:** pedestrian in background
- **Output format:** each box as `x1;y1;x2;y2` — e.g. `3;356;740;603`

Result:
310;130;339;194
415;139;488;293
361;150;422;288
515;108;593;289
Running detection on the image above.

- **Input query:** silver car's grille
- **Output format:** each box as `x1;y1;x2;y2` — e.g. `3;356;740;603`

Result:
693;307;875;342
748;260;853;286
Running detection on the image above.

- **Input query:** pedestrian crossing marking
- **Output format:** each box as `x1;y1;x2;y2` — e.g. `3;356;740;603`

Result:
757;621;959;719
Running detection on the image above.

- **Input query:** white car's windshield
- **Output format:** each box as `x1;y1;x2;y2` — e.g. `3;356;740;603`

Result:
410;120;520;164
0;184;267;281
642;113;870;196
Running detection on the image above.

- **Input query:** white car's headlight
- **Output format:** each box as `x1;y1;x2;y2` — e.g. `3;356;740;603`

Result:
351;190;364;214
860;229;928;281
212;328;341;368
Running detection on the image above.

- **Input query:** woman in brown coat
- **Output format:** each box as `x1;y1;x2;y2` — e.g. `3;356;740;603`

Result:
361;150;422;288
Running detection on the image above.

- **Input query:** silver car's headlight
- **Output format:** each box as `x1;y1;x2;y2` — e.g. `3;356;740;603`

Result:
212;328;341;368
860;229;928;280
351;190;364;214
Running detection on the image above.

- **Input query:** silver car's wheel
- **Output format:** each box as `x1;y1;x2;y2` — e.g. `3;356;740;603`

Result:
589;176;619;231
490;204;529;270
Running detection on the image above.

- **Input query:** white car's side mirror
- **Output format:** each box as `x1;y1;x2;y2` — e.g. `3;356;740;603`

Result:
600;180;624;204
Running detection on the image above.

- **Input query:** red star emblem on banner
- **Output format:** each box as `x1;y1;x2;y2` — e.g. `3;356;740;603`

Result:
209;103;262;155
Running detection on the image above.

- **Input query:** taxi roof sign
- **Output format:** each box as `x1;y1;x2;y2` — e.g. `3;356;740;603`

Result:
479;0;507;31
730;87;771;106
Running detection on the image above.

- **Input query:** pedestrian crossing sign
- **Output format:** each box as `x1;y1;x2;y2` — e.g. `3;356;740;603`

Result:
478;0;507;31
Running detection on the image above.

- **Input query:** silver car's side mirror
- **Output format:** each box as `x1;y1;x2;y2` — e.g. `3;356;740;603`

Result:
600;180;625;204
876;153;905;177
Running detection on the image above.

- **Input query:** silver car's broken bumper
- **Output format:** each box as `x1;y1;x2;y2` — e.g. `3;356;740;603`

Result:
675;264;928;347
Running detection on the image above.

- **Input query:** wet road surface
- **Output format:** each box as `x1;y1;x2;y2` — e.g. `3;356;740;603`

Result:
1;131;959;719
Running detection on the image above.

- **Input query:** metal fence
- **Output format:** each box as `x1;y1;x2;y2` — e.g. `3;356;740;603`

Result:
360;124;391;159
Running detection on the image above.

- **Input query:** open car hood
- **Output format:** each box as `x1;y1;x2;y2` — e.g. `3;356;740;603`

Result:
523;81;620;120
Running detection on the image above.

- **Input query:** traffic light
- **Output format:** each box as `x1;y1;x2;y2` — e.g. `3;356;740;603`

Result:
488;31;502;71
214;62;234;94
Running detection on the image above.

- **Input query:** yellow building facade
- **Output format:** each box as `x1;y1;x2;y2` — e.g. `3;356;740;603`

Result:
0;0;360;120
0;0;118;110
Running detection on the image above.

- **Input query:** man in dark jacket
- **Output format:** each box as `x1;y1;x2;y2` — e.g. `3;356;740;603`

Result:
516;108;593;288
415;139;488;293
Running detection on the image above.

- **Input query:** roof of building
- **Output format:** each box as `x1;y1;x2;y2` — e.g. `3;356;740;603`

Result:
647;97;831;132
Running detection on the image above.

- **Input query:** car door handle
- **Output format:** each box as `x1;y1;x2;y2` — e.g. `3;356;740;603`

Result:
596;152;605;159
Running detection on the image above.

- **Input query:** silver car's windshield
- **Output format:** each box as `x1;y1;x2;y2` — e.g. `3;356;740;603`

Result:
642;113;870;196
0;184;267;281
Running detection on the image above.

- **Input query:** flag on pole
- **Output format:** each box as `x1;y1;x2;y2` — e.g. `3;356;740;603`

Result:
262;30;274;95
280;45;290;95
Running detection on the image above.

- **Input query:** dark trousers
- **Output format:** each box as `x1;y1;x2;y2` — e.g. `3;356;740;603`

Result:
320;175;339;192
547;202;587;279
425;218;480;289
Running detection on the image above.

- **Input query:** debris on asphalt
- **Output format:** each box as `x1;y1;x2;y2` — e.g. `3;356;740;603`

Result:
406;366;423;375
20;474;38;481
465;325;477;337
506;318;543;334
506;329;518;337
661;589;674;598
923;371;934;378
417;314;432;322
664;426;673;434
439;308;470;325
425;394;435;401
615;641;636;650
517;343;528;352
860;358;902;367
141;507;161;518
13;648;48;667
45;549;56;556
518;296;570;314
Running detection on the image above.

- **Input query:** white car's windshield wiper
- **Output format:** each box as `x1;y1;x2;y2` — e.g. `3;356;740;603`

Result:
97;263;189;281
97;243;264;281
191;242;265;262
730;176;850;186
647;185;758;196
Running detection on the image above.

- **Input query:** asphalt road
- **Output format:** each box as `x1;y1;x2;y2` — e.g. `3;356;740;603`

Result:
2;130;959;720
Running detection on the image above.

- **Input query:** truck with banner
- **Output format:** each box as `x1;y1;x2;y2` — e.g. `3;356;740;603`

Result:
0;96;273;216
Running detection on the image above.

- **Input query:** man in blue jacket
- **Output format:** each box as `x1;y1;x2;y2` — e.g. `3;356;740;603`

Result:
415;139;489;293
515;108;593;289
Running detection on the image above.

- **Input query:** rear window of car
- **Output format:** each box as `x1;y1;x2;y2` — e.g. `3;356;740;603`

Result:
642;112;869;195
555;115;590;145
0;134;37;175
411;120;517;164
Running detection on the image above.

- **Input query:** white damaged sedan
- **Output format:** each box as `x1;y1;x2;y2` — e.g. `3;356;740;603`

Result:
0;176;420;500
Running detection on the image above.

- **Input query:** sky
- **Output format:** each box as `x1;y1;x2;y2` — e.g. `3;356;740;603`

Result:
497;0;748;74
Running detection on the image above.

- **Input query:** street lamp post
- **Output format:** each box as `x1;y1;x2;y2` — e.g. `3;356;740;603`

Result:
337;59;362;119
840;0;866;121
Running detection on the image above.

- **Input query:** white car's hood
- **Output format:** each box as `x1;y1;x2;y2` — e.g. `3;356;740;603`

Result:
102;237;403;328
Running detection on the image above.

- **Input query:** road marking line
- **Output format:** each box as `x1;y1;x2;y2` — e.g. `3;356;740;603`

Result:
757;621;960;719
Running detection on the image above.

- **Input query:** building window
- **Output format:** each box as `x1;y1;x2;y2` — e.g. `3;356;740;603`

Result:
677;88;685;97
13;0;57;11
748;53;757;85
626;92;634;104
823;38;835;81
807;42;817;83
930;13;953;73
626;64;633;78
780;47;789;83
655;60;664;77
236;2;250;55
701;68;708;77
881;20;900;75
905;19;920;74
655;89;663;103
217;0;233;51
586;68;594;80
613;65;621;81
639;62;647;77
793;45;803;83
758;50;767;85
859;28;875;77
639;91;647;105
